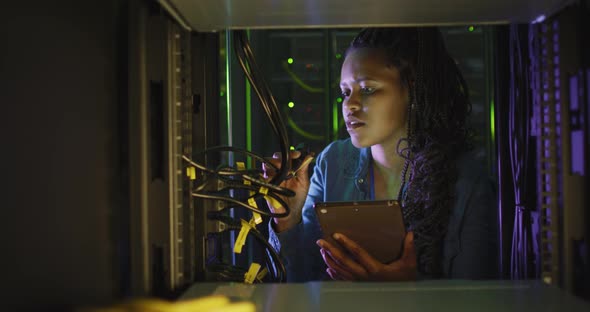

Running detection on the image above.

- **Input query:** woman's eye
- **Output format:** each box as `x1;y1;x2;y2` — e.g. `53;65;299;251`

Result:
360;87;375;94
341;90;350;97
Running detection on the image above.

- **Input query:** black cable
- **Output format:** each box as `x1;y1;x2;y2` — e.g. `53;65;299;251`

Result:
182;145;296;218
233;30;291;184
218;174;296;197
209;214;286;282
183;146;278;176
180;30;293;283
509;24;532;279
193;192;290;218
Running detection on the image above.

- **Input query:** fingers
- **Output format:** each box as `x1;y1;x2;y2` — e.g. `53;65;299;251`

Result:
326;268;344;281
320;248;355;281
272;150;302;160
333;233;381;275
261;162;276;180
290;153;315;180
317;239;368;279
401;231;416;263
382;231;416;280
262;151;303;179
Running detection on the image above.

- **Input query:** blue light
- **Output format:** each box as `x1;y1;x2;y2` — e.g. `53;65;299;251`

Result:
532;15;546;24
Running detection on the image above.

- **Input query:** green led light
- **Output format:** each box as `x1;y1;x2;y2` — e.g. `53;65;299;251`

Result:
335;53;342;59
333;101;339;139
290;146;295;150
225;32;231;146
336;97;343;103
468;26;475;32
490;100;495;140
287;58;294;64
220;91;224;97
288;101;295;108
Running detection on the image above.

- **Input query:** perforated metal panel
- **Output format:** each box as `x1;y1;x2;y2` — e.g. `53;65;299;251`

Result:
531;19;562;286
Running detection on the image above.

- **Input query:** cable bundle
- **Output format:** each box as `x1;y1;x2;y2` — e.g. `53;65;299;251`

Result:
233;30;293;183
182;150;293;218
509;24;533;279
207;214;286;282
181;30;295;283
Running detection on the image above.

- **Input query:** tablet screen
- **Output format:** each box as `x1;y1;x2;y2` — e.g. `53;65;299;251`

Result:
314;200;406;264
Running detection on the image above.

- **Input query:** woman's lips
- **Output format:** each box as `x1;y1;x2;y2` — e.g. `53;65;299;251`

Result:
346;121;366;130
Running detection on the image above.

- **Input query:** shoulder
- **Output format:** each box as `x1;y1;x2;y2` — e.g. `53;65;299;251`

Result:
454;149;494;190
451;149;497;215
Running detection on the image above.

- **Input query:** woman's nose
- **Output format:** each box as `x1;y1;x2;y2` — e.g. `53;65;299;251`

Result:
343;94;361;114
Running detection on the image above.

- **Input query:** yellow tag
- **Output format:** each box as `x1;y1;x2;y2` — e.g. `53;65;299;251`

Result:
251;212;262;225
233;220;251;254
186;167;196;180
244;263;261;284
237;162;251;185
259;186;268;195
247;197;258;209
256;267;268;282
265;195;283;209
247;198;262;227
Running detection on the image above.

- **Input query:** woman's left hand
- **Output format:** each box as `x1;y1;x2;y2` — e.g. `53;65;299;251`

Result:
317;232;417;281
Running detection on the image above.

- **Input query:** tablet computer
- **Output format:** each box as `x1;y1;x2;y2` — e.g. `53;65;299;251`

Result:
314;200;406;264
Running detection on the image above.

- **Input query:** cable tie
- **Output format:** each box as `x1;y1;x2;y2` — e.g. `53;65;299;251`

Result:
247;197;258;209
265;195;283;209
244;262;261;284
250;212;262;226
186;166;197;180
233;219;251;254
246;198;262;225
259;186;269;195
256;267;268;282
237;162;251;185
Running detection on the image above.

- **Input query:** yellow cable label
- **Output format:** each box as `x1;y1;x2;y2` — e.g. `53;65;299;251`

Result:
246;199;262;226
186;167;196;180
244;262;261;284
259;186;268;195
265;195;283;209
251;212;262;225
237;162;251;185
233;220;251;254
256;267;268;282
247;197;258;209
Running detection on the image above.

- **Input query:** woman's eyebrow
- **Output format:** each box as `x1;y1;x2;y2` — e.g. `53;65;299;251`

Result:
353;76;375;82
340;77;378;86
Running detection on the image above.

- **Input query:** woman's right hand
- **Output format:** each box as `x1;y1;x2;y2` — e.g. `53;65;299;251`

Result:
262;150;314;232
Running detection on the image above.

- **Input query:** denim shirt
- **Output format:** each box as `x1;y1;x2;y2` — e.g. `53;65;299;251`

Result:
269;138;499;282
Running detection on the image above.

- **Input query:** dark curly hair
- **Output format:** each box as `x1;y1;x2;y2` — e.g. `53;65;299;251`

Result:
348;27;472;277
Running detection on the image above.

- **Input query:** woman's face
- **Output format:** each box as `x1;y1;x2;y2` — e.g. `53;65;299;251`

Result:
340;48;409;149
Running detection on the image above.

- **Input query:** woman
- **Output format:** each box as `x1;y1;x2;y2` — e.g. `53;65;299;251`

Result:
264;27;498;282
